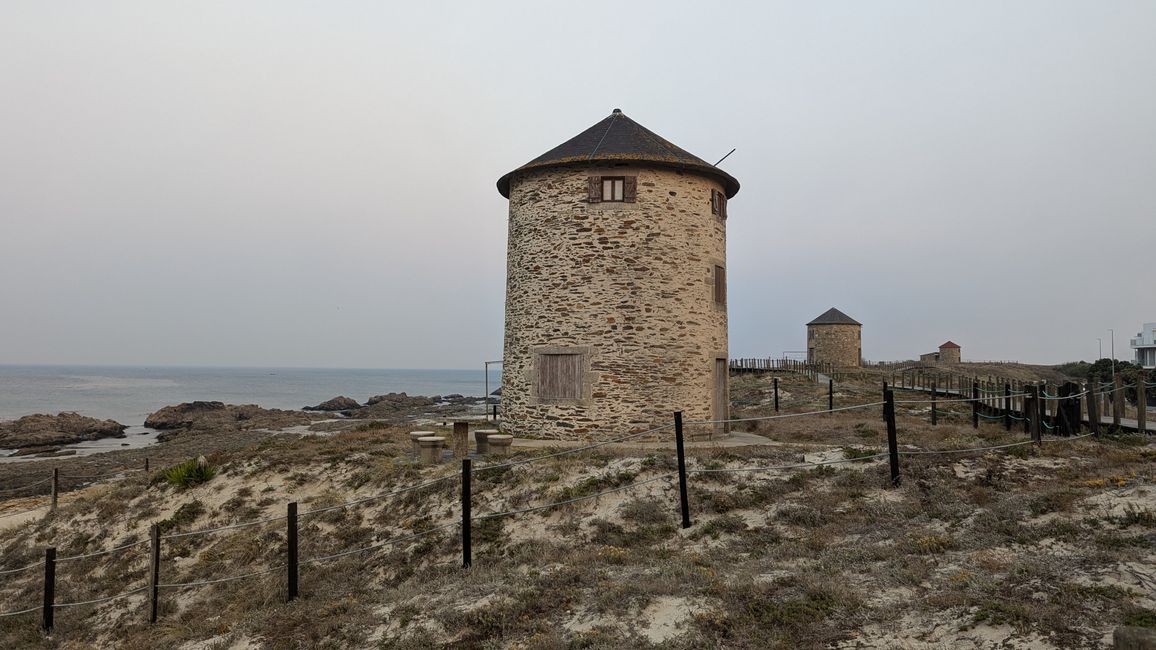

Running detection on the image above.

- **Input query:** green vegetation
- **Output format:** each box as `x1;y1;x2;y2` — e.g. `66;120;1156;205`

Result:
162;458;218;488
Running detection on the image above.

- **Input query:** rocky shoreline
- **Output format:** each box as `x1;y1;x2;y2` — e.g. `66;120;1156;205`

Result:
0;413;127;457
1;392;490;458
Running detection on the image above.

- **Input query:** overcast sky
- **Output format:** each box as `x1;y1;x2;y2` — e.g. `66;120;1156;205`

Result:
1;1;1152;369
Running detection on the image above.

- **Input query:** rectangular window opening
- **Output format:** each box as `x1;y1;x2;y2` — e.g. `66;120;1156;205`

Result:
601;177;625;202
713;265;726;305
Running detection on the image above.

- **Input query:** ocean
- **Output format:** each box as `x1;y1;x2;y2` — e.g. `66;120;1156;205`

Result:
0;365;501;427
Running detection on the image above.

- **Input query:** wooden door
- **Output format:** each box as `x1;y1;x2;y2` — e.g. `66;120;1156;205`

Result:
714;358;729;433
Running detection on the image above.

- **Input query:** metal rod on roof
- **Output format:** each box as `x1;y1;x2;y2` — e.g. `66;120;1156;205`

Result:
712;148;736;166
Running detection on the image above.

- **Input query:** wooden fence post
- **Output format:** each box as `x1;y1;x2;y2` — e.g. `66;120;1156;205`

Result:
149;523;160;624
50;468;59;512
674;412;691;529
287;502;298;601
1113;376;1123;430
1035;381;1045;441
144;458;150;473
931;382;937;426
1138;380;1148;434
461;459;472;568
1004;383;1012;431
1101;381;1111;428
971;381;979;429
452;422;470;459
773;377;779;412
41;547;55;632
882;381;888;422
828;379;834;412
1087;378;1100;437
885;390;900;487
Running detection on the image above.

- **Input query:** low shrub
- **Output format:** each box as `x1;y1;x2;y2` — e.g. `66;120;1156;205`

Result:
163;458;217;489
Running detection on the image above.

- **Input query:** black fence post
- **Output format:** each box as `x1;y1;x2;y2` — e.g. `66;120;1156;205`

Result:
1030;385;1042;445
828;379;833;412
50;468;59;512
41;547;55;632
773;377;779;412
1004;383;1012;431
674;412;691;529
1057;383;1071;436
931;382;937;426
461;459;472;568
885;390;900;487
1068;381;1082;435
971;381;979;429
882;381;888;422
287;502;298;602
1087;378;1101;437
148;523;160;624
144;457;150;473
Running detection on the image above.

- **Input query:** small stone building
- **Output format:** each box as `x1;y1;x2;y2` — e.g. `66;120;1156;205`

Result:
938;341;961;364
806;308;861;368
496;109;740;440
918;341;961;363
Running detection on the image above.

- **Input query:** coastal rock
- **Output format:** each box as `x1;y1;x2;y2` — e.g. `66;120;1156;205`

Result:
304;396;362;412
358;393;437;418
0;412;127;451
145;401;311;436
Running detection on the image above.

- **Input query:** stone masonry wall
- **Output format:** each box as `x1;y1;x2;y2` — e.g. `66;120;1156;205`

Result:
807;324;861;368
501;164;728;440
939;346;961;364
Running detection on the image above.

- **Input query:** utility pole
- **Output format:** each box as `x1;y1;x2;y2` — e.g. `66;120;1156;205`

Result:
1097;338;1102;361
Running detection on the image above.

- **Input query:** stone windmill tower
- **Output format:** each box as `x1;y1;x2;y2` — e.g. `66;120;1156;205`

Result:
806;308;862;369
496;109;740;440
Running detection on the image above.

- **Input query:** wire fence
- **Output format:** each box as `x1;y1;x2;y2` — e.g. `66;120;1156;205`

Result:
0;376;1145;630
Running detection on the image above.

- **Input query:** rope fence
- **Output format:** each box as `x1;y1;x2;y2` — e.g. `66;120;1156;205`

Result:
0;373;1145;634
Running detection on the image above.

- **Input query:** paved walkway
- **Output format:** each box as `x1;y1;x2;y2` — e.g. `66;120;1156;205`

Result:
510;429;779;450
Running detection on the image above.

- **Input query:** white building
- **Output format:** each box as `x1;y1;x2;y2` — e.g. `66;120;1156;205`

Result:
1132;322;1156;369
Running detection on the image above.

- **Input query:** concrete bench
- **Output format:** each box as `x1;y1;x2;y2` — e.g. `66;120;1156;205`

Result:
487;434;513;456
417;436;445;464
474;429;499;454
409;431;435;456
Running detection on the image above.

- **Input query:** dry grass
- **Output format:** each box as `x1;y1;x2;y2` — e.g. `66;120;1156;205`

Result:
0;373;1153;648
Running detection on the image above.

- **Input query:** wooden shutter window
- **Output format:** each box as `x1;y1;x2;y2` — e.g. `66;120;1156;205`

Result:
537;353;582;399
714;265;726;305
710;189;719;215
719;193;727;219
623;176;637;203
588;176;602;203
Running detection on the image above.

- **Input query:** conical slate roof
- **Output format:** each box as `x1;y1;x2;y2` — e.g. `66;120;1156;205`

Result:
807;308;861;326
497;109;740;199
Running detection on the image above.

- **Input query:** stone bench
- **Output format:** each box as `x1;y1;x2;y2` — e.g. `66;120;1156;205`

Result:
409;431;435;456
487;434;513;456
417;436;445;465
474;429;499;455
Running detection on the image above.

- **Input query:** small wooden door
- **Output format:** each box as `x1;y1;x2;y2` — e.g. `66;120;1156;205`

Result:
714;358;729;433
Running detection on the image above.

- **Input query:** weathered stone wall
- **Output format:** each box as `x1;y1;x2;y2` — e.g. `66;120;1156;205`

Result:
807;324;861;368
939;346;961;364
501;164;728;440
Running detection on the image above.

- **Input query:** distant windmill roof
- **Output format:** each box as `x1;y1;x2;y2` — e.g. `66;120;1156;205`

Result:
496;109;740;199
807;308;861;326
939;341;960;349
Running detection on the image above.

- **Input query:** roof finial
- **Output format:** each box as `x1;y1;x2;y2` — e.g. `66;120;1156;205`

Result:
612;108;621;114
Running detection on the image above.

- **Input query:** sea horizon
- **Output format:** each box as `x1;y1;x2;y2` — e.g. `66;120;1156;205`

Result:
0;364;502;426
